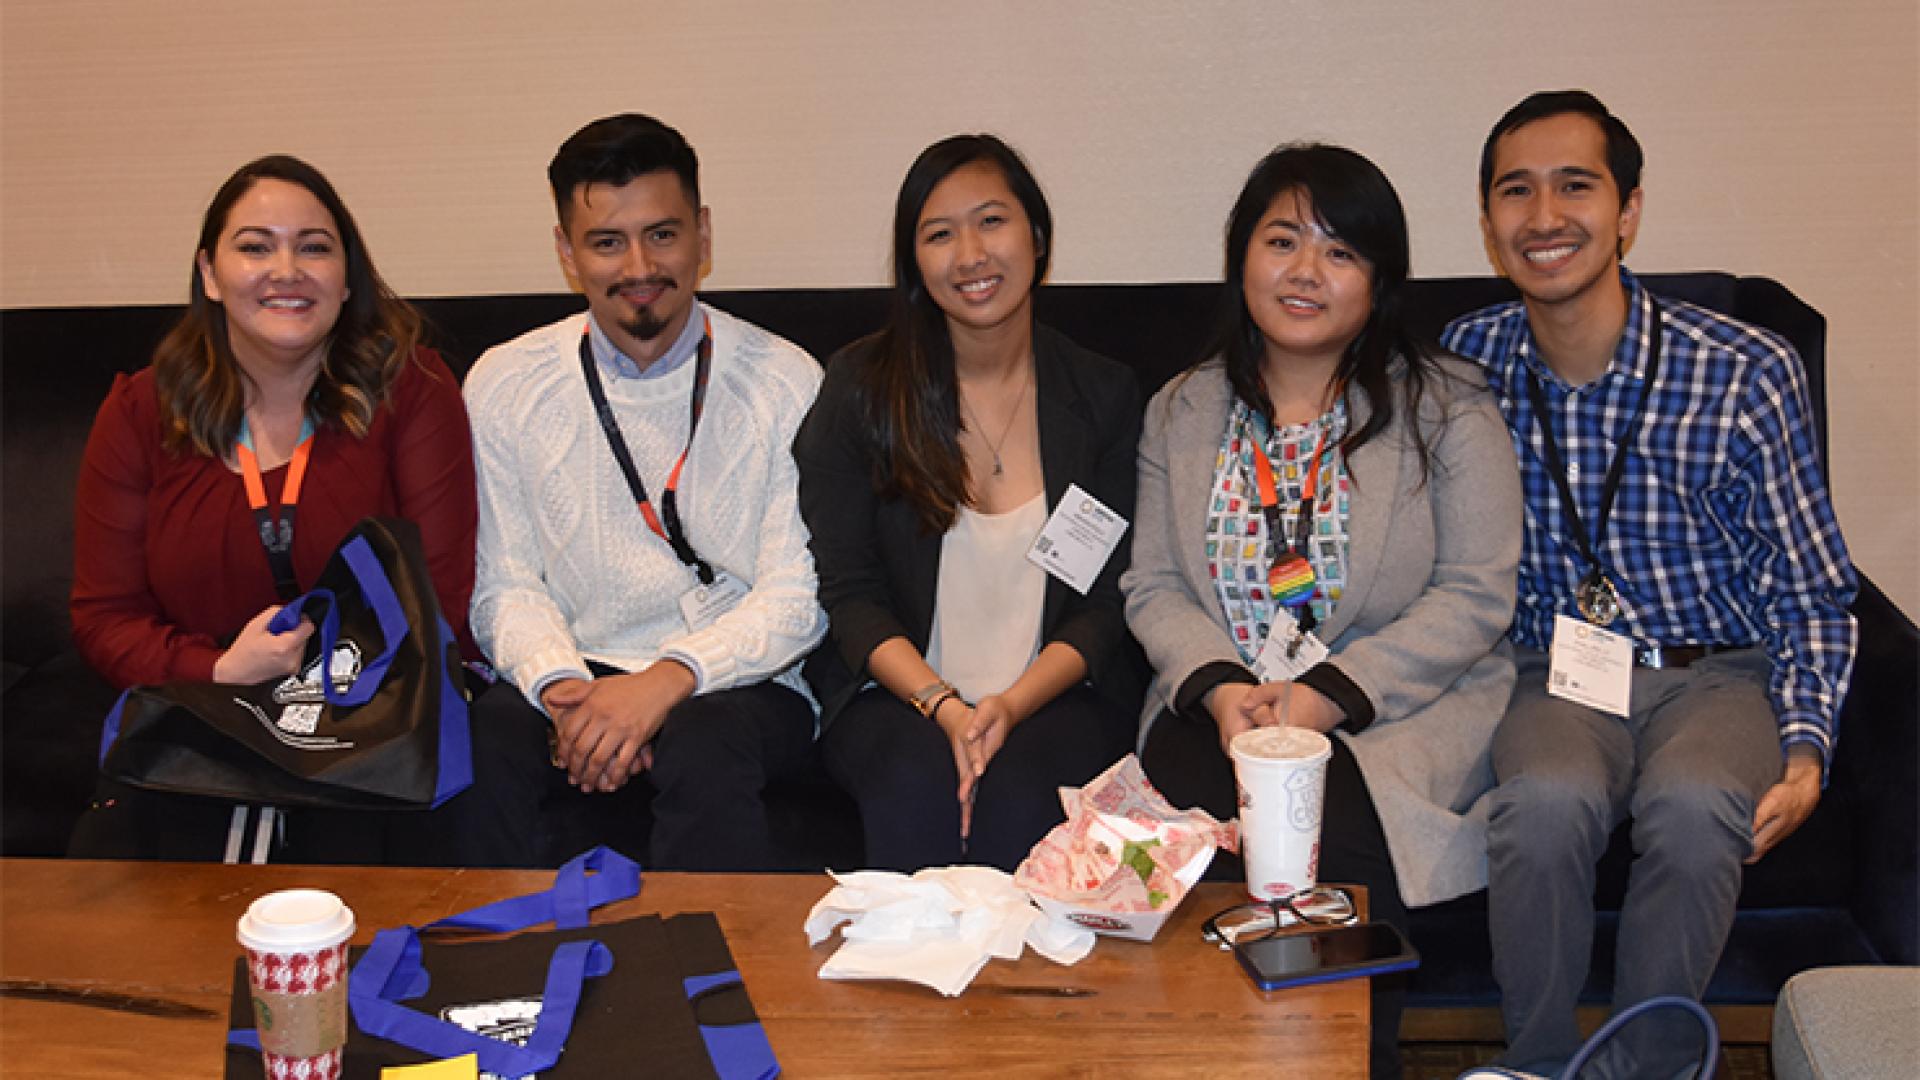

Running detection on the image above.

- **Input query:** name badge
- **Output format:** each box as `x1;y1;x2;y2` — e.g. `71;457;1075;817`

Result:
1254;606;1330;683
1546;613;1633;717
678;570;749;632
1026;482;1129;596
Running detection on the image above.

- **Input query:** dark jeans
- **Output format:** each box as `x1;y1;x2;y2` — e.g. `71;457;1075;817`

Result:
446;673;816;870
821;683;1131;872
1142;708;1406;1080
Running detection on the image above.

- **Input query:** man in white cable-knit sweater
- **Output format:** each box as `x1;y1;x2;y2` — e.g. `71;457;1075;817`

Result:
455;113;826;869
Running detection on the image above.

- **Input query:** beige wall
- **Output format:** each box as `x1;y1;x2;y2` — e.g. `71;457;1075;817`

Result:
4;0;1915;616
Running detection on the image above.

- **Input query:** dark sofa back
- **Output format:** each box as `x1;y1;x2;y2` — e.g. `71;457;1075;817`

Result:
0;272;1826;673
7;276;1912;989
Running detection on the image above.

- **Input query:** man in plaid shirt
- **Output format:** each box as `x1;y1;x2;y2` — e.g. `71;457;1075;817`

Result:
1441;90;1857;1075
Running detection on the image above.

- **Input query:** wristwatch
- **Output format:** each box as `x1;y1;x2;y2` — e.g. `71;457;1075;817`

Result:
909;679;961;719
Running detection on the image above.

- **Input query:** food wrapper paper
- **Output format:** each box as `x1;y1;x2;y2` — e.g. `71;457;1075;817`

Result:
804;865;1095;997
1013;754;1237;941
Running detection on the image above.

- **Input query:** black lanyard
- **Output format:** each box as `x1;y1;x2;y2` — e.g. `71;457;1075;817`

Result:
578;319;716;585
236;430;314;602
1523;306;1664;606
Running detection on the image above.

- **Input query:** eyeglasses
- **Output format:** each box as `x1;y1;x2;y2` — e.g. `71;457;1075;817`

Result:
1201;886;1358;949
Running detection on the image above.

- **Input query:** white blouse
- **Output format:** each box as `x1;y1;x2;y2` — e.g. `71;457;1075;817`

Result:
925;493;1048;701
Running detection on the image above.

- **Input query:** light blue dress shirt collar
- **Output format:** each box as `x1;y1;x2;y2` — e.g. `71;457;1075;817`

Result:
586;299;706;381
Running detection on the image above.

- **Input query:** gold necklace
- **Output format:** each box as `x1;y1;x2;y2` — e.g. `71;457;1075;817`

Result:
960;368;1032;478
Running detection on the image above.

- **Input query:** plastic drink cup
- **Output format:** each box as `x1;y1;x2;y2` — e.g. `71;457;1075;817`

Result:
236;889;355;1080
1230;726;1333;901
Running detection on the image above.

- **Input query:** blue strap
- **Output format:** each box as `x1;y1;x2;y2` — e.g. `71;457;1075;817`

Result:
349;928;613;1077
268;586;340;681
430;618;473;808
228;1029;261;1050
426;847;640;933
331;849;638;1075
1564;994;1718;1078
98;689;131;764
683;971;781;1080
267;535;410;707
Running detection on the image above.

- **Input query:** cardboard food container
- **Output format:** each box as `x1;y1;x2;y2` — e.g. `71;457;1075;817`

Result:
1015;755;1235;942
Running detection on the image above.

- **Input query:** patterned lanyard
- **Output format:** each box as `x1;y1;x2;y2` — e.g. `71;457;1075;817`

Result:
578;315;717;585
1249;417;1332;630
235;420;315;602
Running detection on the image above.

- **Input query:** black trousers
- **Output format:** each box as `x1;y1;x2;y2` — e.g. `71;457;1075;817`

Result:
821;683;1132;873
443;673;816;870
1142;708;1407;1080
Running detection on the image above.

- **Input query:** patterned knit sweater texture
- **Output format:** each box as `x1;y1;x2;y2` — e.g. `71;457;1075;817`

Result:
464;306;826;703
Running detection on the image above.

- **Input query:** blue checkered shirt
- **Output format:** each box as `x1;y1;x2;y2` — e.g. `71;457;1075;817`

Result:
1441;270;1857;767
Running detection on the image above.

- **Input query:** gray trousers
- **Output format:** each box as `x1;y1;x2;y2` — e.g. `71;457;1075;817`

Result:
1488;646;1782;1076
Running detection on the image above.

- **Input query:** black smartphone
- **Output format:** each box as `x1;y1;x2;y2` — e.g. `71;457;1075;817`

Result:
1231;921;1419;991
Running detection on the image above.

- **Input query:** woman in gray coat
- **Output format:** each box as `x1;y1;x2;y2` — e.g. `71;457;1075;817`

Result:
1120;144;1520;1078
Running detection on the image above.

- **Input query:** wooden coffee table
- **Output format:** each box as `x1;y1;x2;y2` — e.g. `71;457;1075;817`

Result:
0;858;1368;1077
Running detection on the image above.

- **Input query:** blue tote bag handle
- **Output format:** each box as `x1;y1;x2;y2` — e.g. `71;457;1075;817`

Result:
268;534;410;707
684;971;782;1080
349;929;614;1077
426;846;642;933
346;847;640;1073
232;848;641;1072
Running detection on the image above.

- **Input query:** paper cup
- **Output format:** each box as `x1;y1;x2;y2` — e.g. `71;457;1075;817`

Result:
1230;726;1332;901
237;889;355;1080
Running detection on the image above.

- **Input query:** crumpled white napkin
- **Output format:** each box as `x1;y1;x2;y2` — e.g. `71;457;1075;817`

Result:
803;864;1096;996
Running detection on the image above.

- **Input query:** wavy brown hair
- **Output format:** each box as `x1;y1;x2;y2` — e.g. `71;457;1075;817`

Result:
154;155;423;456
855;134;1054;534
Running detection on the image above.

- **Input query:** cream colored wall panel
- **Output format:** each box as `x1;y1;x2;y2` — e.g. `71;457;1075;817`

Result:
3;0;1914;612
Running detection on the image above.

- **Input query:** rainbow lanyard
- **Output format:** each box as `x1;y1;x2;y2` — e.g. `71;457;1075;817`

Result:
1249;422;1331;631
578;315;718;585
235;418;316;602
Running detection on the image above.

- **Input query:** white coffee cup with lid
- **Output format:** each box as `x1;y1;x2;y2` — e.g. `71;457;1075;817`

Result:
237;889;356;1079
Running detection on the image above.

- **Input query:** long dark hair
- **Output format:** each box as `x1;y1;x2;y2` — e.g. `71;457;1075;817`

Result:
853;134;1053;534
153;155;424;457
1203;142;1439;480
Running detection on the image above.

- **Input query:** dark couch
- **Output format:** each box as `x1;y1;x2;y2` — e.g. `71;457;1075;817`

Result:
4;274;1914;1018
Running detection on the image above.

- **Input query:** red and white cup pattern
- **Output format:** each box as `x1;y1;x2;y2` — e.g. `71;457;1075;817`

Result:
244;942;349;1080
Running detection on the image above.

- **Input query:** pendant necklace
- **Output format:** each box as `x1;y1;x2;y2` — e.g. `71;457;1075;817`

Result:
961;366;1032;478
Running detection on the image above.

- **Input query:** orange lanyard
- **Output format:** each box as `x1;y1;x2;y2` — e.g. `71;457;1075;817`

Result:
1250;427;1328;558
1249;422;1333;628
236;431;314;601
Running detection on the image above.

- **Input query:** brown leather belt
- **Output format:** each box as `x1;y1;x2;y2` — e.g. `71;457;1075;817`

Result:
1634;644;1728;670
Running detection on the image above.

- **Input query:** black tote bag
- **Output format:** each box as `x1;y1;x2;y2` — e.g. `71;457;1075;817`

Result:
224;848;781;1079
98;517;472;810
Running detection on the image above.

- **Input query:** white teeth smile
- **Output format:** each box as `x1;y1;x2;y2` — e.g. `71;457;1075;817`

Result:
1280;297;1323;312
957;278;999;296
261;298;313;310
1526;244;1578;264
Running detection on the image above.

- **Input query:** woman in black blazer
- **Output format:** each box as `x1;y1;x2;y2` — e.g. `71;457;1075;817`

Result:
793;134;1141;872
